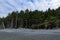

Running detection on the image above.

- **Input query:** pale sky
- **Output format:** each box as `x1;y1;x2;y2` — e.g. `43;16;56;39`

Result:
0;0;60;17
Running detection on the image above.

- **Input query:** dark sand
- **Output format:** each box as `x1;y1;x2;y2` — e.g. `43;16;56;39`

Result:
0;29;60;40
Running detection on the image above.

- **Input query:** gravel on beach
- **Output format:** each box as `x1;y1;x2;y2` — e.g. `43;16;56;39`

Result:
0;29;60;40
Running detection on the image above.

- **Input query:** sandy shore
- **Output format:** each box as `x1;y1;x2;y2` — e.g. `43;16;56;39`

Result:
0;29;60;40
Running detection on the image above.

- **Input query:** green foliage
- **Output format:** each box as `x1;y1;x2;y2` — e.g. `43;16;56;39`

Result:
0;7;60;29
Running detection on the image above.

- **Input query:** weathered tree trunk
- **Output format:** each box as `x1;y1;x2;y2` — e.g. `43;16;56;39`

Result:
15;16;17;28
2;22;5;29
11;19;13;28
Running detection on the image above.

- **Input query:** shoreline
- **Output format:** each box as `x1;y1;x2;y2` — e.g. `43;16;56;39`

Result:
0;28;60;40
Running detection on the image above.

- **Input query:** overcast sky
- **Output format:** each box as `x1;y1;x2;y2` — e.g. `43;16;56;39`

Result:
0;0;60;17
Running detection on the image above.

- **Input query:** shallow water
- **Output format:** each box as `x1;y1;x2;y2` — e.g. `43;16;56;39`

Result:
0;29;60;40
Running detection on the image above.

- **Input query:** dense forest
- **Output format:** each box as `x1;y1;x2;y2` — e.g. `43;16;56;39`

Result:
0;7;60;29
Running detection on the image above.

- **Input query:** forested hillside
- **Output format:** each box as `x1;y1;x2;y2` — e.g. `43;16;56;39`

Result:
0;7;60;29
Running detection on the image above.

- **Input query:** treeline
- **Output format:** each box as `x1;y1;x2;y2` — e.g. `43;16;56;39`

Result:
0;7;60;29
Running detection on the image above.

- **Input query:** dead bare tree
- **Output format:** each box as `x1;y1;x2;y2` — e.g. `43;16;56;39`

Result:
2;21;5;29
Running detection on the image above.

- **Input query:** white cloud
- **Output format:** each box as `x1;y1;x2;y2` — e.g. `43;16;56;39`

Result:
0;0;60;17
